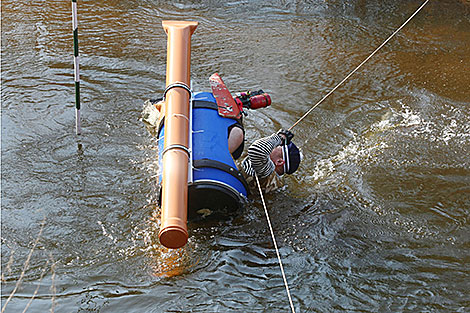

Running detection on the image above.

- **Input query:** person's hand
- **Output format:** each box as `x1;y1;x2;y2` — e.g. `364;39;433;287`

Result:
277;129;294;145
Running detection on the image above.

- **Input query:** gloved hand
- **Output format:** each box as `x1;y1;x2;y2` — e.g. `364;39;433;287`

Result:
277;129;294;145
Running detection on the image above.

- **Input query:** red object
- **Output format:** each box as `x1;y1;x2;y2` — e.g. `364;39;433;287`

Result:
248;93;271;109
234;90;271;110
209;73;242;119
234;97;244;109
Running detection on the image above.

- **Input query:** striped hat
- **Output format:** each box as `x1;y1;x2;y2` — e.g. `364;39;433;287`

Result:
281;142;302;175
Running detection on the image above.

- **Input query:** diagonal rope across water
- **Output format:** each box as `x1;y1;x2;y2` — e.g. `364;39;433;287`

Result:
255;173;296;313
258;1;430;310
288;0;430;131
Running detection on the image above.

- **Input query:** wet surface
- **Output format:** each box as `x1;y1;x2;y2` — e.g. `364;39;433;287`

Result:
2;0;470;312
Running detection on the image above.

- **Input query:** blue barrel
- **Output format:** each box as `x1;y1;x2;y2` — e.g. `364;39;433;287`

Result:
157;91;248;219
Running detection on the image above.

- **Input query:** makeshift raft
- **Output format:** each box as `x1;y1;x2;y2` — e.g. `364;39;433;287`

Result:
157;91;249;221
157;21;253;249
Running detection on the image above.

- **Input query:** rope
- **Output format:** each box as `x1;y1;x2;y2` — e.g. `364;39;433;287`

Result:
288;0;430;131
254;173;296;313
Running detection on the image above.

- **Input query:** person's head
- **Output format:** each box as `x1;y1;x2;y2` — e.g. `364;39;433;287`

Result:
270;142;302;175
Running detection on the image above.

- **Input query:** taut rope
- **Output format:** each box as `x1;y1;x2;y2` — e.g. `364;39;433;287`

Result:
255;173;296;313
288;0;430;131
257;1;430;310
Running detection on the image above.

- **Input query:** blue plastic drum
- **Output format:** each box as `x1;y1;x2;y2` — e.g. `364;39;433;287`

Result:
157;92;248;219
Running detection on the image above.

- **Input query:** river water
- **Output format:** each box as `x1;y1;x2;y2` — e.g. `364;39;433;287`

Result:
1;0;469;312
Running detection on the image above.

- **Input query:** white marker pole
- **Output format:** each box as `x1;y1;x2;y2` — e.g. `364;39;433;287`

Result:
72;0;81;135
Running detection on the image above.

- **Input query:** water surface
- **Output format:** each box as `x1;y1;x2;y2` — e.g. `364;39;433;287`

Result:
2;0;469;312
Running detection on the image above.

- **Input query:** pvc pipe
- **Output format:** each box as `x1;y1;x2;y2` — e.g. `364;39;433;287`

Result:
159;20;198;249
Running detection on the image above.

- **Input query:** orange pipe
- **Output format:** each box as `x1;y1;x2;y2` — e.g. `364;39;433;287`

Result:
159;20;198;249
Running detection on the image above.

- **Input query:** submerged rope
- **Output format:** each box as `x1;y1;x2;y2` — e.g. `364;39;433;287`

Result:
288;0;430;131
254;173;296;313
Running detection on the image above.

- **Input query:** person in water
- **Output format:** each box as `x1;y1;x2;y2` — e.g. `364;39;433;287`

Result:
146;97;302;193
229;127;302;193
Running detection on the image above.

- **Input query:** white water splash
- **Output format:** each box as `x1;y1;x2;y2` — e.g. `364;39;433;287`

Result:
308;130;389;183
306;95;470;184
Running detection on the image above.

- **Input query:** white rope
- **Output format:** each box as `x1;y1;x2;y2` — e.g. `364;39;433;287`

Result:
254;173;296;313
188;88;194;184
288;0;430;131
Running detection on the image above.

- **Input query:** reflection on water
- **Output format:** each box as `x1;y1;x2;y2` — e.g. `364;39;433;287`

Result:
140;208;199;278
2;0;470;312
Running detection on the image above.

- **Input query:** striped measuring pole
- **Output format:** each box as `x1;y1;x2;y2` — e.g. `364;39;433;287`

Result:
71;0;81;135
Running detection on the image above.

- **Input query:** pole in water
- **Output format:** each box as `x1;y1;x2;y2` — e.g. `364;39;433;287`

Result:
158;21;198;249
71;0;81;135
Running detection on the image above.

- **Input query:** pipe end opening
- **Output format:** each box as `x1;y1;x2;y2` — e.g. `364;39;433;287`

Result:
159;226;188;249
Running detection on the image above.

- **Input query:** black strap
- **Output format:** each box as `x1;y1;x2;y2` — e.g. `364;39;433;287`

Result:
193;100;218;110
162;144;190;157
193;159;249;194
163;82;191;99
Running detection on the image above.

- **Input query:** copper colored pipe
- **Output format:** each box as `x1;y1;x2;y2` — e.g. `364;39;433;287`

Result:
159;21;198;249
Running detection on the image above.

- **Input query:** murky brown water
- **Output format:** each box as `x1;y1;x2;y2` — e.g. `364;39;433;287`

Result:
2;0;469;312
